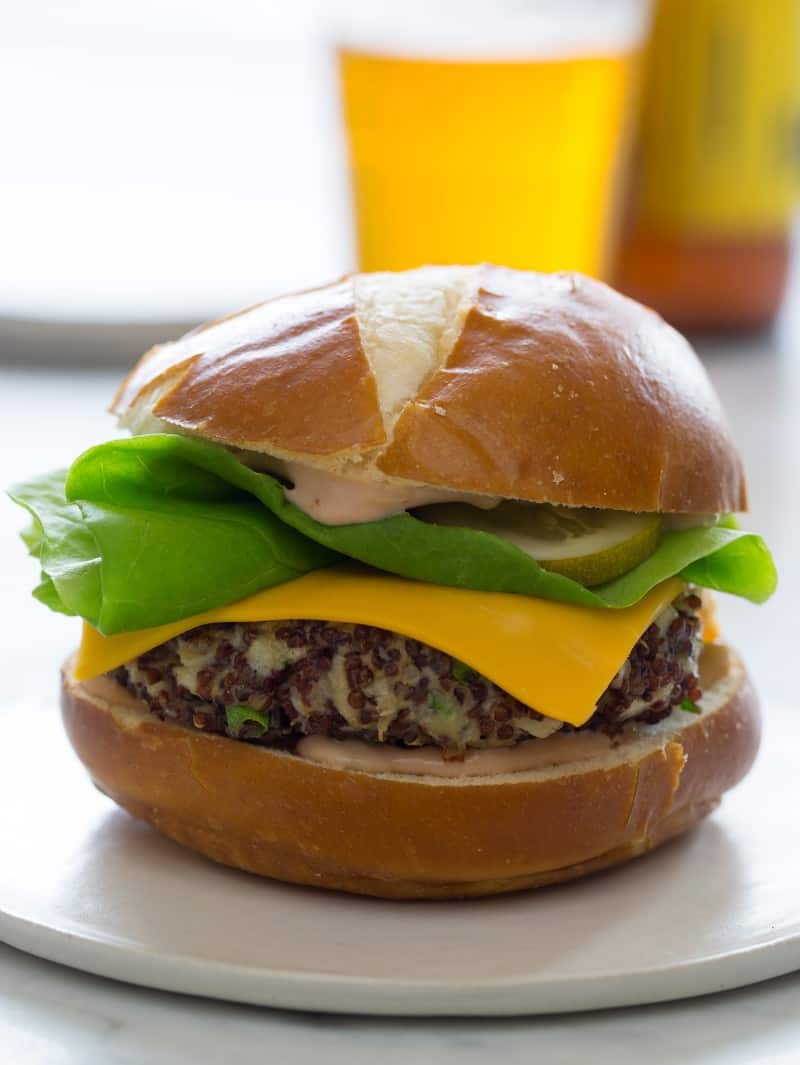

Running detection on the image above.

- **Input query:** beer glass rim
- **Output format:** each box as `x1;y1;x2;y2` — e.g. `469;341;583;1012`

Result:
332;0;652;61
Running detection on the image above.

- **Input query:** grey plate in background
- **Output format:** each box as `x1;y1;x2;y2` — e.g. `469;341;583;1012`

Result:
0;317;198;367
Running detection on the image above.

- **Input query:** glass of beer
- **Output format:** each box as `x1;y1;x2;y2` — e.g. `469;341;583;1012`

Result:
338;1;649;279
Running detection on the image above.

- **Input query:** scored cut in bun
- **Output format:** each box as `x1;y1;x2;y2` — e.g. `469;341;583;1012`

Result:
61;644;759;899
112;265;746;514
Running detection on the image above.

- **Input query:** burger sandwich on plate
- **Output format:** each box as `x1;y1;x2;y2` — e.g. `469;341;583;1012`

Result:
11;265;777;898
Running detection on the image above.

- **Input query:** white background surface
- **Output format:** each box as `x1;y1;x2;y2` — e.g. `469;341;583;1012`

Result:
0;1;350;321
2;1;800;1060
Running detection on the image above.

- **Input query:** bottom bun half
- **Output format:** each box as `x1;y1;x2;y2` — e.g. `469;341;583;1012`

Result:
61;643;759;899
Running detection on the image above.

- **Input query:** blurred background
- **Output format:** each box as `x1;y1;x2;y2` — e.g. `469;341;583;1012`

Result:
2;0;799;358
1;0;799;704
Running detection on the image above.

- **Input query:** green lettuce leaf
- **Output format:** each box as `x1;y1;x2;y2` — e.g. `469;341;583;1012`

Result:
10;459;337;633
10;433;776;634
9;472;102;621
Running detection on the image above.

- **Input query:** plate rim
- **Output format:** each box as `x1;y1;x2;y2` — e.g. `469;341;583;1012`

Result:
2;898;799;1016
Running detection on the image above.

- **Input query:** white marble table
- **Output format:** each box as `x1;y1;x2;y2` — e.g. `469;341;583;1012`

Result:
1;940;799;1065
1;329;799;1060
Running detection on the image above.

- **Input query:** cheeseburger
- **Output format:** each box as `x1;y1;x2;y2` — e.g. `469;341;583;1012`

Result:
12;266;776;898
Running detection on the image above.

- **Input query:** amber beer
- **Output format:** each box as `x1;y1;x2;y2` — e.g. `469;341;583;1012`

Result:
340;39;640;278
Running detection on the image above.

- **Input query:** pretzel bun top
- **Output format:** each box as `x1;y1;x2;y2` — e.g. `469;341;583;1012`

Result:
113;265;746;514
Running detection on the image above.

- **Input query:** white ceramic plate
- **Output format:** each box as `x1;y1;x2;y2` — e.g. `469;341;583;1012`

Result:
1;701;798;1016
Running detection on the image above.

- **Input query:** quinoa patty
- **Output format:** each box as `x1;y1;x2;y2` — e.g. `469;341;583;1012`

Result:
112;592;704;757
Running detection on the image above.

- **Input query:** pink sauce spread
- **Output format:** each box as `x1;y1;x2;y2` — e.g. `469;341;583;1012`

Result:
296;732;615;778
246;455;500;525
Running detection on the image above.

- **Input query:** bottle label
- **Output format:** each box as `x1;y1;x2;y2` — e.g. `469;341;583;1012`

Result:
634;0;799;235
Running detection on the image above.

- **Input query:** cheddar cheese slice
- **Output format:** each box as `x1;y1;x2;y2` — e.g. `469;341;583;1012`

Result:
74;565;684;727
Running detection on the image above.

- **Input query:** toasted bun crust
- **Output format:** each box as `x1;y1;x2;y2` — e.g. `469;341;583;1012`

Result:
112;266;745;514
61;644;758;899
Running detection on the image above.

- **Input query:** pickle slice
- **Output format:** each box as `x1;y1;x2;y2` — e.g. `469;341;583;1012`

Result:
420;502;662;587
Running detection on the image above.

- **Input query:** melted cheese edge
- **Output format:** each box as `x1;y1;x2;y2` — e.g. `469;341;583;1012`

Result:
74;565;684;728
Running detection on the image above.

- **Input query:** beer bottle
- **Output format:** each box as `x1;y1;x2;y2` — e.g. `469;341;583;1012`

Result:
615;0;800;332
